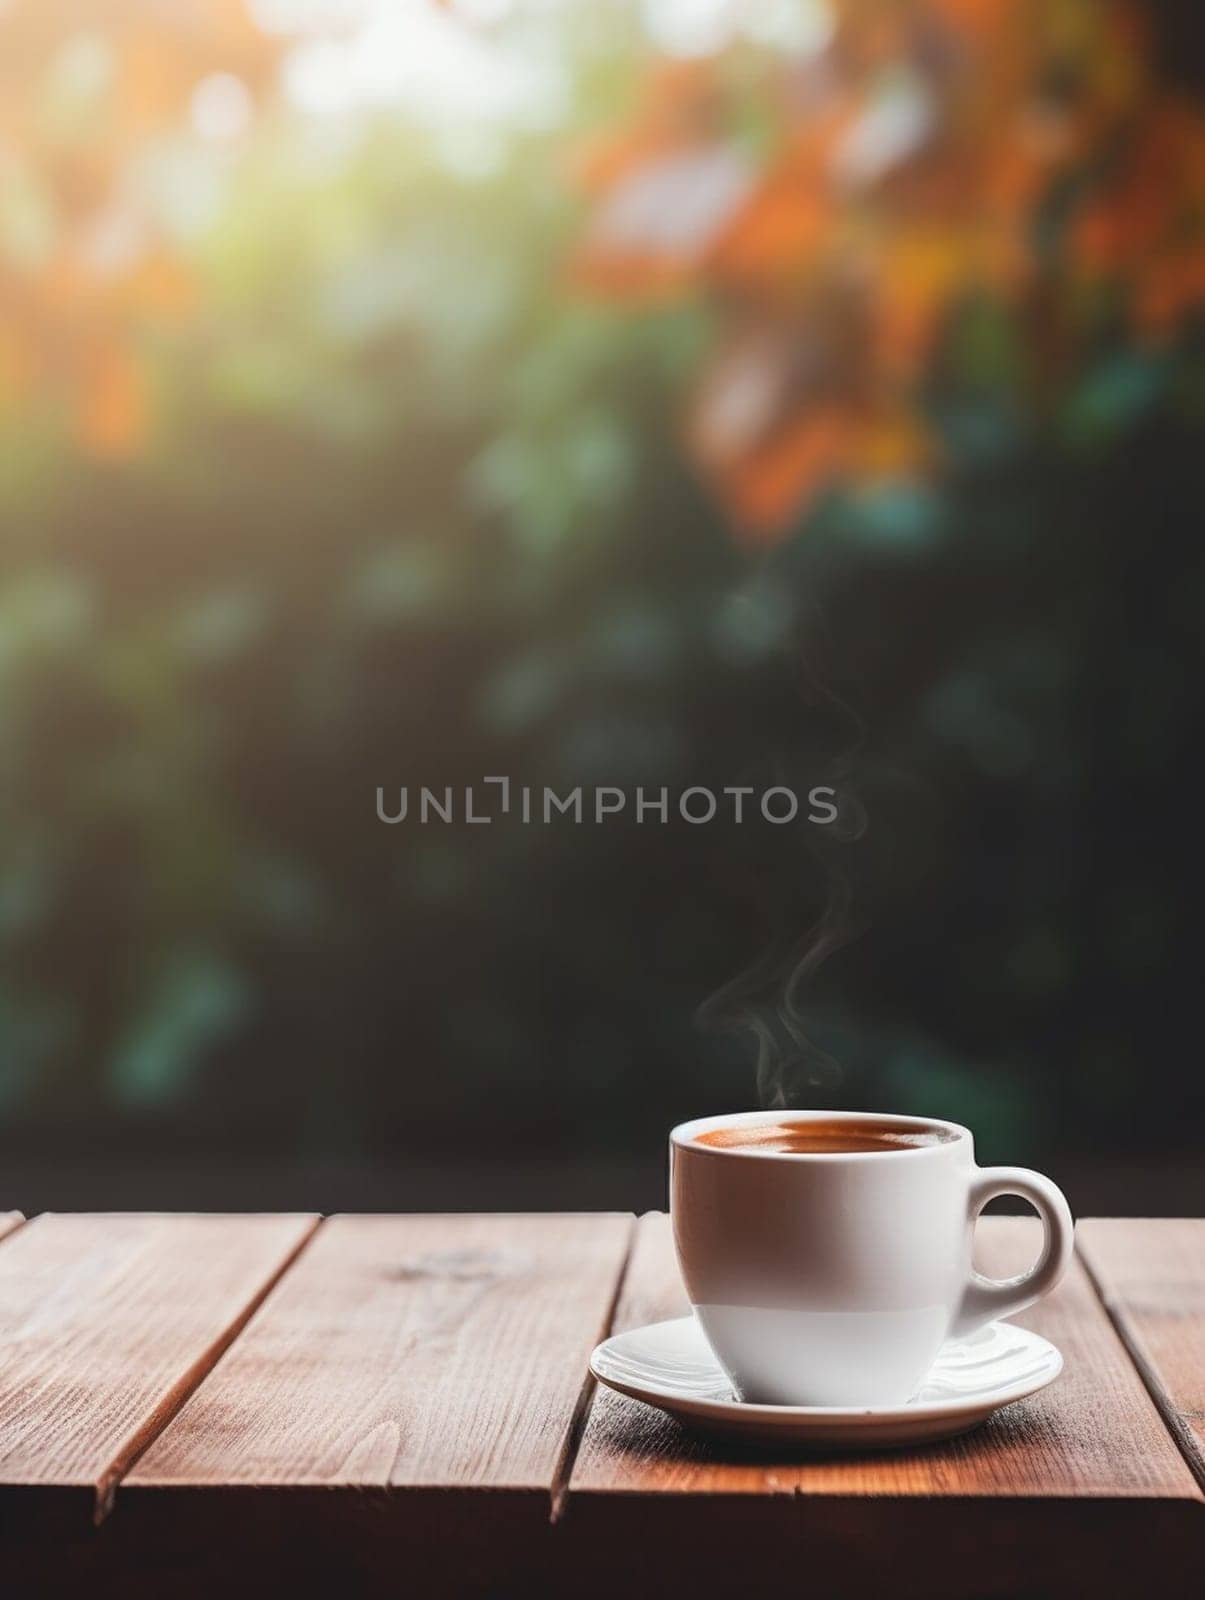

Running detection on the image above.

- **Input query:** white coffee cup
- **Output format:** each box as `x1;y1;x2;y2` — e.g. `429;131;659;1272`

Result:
670;1109;1074;1407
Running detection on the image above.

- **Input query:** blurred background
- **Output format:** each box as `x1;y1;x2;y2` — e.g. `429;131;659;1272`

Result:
1;0;1203;1214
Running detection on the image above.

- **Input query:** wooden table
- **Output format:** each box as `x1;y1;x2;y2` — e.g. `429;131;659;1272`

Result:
0;1211;1201;1597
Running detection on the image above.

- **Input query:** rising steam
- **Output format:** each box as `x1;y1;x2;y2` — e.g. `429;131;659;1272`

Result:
697;627;868;1108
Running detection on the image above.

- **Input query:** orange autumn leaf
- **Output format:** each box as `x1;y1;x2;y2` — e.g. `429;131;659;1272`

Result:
121;38;193;137
1070;102;1205;276
850;407;938;477
568;252;700;301
127;254;198;321
928;0;1016;36
571;58;724;191
572;0;1204;542
0;0;281;451
570;128;684;195
707;115;851;292
979;120;1067;224
0;328;36;412
701;406;858;541
708;183;830;294
1134;246;1205;340
77;344;150;460
872;232;970;379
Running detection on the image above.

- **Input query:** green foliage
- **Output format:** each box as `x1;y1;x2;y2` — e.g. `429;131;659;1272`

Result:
1;8;1203;1161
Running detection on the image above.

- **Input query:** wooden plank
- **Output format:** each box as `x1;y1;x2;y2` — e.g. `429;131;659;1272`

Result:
6;1211;1201;1599
573;1212;1201;1498
562;1214;1204;1598
0;1213;318;1513
1078;1219;1205;1491
130;1213;633;1489
93;1215;635;1599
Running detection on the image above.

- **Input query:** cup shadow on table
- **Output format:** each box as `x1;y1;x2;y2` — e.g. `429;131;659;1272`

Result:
582;1385;1046;1467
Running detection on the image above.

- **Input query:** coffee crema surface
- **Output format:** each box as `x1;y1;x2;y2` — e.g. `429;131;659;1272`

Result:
694;1119;957;1155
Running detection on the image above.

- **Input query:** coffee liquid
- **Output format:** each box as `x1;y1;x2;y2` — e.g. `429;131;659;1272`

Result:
694;1119;955;1155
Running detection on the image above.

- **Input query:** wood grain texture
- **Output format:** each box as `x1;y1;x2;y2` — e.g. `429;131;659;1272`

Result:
0;1213;317;1509
2;1211;1202;1600
130;1213;633;1490
571;1212;1204;1501
558;1214;1204;1598
1078;1219;1205;1490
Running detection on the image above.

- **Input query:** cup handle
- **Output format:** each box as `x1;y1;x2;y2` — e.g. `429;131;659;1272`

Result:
950;1166;1074;1339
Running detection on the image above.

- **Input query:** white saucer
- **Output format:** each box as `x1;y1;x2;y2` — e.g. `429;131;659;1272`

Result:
589;1315;1063;1448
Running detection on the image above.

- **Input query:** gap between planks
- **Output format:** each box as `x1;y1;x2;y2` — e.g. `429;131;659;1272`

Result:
95;1214;325;1524
548;1211;639;1524
1077;1223;1205;1499
44;1212;1202;1531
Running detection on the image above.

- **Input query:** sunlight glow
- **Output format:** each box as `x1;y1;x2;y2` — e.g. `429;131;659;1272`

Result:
278;0;565;129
